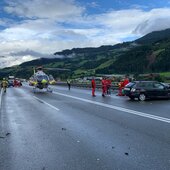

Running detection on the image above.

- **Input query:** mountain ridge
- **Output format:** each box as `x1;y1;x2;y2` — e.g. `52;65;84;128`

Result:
1;28;170;79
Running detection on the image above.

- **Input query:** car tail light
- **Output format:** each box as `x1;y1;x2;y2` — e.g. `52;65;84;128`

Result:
131;88;136;92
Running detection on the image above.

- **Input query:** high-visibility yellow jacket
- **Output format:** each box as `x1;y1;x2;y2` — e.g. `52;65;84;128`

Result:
1;80;8;88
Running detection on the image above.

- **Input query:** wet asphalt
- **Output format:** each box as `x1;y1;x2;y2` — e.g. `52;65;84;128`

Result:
0;84;170;170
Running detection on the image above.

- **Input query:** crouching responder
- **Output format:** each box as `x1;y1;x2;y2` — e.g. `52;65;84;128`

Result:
1;78;8;93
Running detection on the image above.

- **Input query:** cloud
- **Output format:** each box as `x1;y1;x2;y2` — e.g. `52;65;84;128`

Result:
0;18;14;28
4;0;84;20
0;55;36;68
0;0;170;68
87;2;100;8
0;19;7;27
130;4;149;10
133;8;170;35
10;49;55;58
0;48;67;68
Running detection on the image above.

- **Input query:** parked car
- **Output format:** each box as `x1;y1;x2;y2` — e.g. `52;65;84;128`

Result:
123;81;170;101
8;80;14;87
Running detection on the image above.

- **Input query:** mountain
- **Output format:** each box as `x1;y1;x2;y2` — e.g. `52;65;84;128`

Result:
1;28;170;79
135;28;170;44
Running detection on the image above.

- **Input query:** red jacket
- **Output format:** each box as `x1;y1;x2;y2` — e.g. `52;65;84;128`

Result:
123;78;129;87
106;79;111;86
102;79;107;86
91;79;96;88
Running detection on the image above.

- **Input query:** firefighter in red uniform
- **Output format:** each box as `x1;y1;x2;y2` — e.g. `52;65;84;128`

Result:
117;76;129;96
91;77;96;97
122;77;129;95
123;77;129;87
117;80;124;96
102;77;107;97
14;79;18;87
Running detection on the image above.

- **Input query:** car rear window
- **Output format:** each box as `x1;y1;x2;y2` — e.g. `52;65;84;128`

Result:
137;82;153;88
125;82;135;87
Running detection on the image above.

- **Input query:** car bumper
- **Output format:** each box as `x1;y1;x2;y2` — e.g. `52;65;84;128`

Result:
124;90;140;98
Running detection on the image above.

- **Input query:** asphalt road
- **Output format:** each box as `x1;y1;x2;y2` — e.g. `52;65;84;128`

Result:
0;84;170;170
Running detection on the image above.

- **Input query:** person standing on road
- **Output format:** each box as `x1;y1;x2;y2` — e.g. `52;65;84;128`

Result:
123;76;129;87
122;76;129;95
117;80;124;96
91;77;96;97
67;79;71;90
106;78;112;95
117;76;129;96
14;79;18;87
102;77;107;97
1;78;8;93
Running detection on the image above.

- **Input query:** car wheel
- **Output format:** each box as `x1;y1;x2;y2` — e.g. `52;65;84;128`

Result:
138;93;146;101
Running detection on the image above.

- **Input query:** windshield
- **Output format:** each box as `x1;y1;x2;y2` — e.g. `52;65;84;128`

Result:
36;75;48;81
125;82;135;88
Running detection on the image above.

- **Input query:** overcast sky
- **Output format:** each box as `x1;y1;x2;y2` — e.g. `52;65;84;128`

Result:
0;0;170;68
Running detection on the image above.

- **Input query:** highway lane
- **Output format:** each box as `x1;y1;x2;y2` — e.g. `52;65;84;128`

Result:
26;83;170;119
51;85;170;118
0;85;170;170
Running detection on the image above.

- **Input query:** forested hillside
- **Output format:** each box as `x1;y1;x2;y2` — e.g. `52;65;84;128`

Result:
1;29;170;79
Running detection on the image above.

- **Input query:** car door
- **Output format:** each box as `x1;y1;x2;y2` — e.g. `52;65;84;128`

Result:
152;82;167;97
144;82;155;98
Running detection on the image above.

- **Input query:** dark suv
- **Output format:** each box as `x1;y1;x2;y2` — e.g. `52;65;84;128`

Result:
123;81;170;101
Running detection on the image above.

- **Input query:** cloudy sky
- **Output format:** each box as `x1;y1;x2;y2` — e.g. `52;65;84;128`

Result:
0;0;170;68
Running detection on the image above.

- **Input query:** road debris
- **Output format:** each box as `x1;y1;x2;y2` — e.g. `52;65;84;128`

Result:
0;132;11;139
0;136;5;139
6;132;11;136
125;152;129;156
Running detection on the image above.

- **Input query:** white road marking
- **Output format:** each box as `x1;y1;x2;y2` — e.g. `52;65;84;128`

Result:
53;91;170;124
0;89;3;111
33;96;60;111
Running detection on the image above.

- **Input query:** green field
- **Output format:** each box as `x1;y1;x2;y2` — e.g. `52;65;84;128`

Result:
160;72;170;77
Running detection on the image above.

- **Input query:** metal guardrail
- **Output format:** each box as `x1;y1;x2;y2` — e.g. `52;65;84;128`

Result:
55;82;170;90
55;82;119;90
